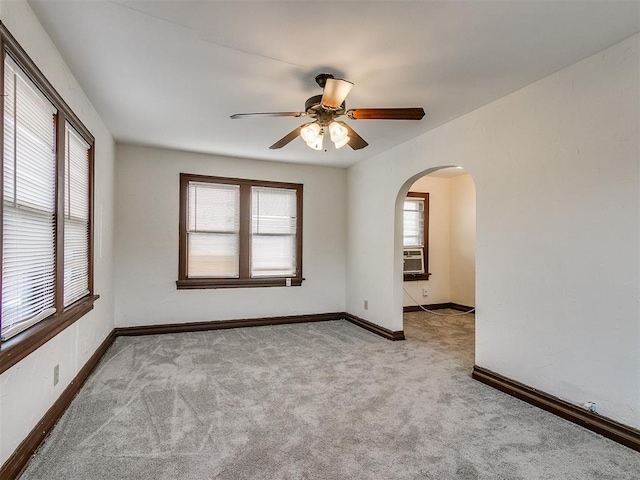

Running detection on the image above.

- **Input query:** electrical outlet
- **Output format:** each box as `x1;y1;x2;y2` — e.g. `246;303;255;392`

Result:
422;288;428;297
53;364;59;386
364;300;369;310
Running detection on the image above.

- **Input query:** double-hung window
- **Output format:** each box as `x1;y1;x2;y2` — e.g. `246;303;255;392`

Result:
403;192;429;280
177;174;303;288
0;25;96;372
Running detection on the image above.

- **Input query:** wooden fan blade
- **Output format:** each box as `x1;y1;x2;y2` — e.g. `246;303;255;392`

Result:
339;122;368;150
230;111;305;119
269;126;303;149
321;78;354;109
347;108;425;120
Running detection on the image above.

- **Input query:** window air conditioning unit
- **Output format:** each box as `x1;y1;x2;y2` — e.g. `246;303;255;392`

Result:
403;248;424;274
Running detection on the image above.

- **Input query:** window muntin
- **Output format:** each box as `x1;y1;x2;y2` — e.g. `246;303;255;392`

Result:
178;174;303;289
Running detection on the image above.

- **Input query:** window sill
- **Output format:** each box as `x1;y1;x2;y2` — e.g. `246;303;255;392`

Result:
176;277;304;289
404;272;432;282
0;294;99;374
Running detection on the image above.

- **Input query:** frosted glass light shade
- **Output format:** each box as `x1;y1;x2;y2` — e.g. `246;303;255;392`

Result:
300;122;320;143
328;121;348;142
307;131;324;150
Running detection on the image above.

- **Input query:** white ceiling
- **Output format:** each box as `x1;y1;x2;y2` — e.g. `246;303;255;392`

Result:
28;0;640;168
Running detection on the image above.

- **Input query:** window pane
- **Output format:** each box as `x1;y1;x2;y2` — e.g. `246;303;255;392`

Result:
188;182;239;233
188;233;239;277
251;186;297;277
64;219;89;305
403;198;424;247
64;124;90;306
251;186;296;235
2;57;56;337
187;182;240;278
251;235;296;277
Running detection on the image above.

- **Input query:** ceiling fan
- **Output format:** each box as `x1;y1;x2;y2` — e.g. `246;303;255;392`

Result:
230;74;425;151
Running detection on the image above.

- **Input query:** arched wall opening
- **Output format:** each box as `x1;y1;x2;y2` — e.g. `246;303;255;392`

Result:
395;166;477;356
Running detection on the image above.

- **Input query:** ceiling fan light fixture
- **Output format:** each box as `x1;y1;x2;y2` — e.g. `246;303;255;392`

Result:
329;121;348;143
306;130;324;150
300;122;321;143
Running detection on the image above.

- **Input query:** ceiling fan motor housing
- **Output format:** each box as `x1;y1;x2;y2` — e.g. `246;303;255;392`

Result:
314;73;335;88
305;94;324;112
305;94;346;124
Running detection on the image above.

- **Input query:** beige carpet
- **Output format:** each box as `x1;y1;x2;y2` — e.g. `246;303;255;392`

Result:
20;310;640;479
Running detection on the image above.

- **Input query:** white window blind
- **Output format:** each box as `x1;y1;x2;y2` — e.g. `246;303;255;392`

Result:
403;197;425;247
187;182;240;277
63;123;90;306
1;57;57;339
251;186;297;277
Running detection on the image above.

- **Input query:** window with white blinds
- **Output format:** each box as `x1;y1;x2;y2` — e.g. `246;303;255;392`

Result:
64;124;90;306
1;57;57;339
0;49;95;343
403;197;425;247
251;186;297;277
179;174;302;288
187;182;240;277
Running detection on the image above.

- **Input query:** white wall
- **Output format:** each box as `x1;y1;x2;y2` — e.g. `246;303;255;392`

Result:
346;34;640;428
0;0;116;468
450;174;476;307
403;176;451;306
114;144;346;327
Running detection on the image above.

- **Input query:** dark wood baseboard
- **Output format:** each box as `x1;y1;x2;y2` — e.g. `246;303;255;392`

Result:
403;302;474;313
343;313;405;341
449;303;474;312
404;302;450;312
472;366;640;452
115;312;345;336
0;330;116;480
116;312;406;342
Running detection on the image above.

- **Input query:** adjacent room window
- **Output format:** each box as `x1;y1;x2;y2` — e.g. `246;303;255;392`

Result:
403;192;429;280
0;24;96;359
177;174;303;289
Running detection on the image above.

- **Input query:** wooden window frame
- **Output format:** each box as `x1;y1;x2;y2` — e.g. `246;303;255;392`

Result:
177;173;303;289
403;192;431;281
0;23;98;375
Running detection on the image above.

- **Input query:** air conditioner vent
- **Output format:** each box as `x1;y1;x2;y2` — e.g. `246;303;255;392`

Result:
403;248;424;274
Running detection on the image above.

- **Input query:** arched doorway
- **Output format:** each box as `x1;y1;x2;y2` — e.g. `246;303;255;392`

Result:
396;166;477;368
